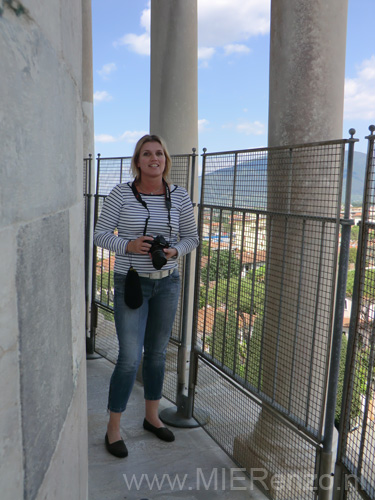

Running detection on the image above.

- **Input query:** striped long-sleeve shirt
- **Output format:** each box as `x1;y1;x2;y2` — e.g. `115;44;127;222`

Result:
93;182;199;275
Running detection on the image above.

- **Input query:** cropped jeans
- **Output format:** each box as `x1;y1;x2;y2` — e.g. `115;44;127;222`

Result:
108;269;180;413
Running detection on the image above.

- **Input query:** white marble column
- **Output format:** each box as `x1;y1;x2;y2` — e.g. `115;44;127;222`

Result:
150;0;198;421
150;0;198;155
82;0;95;344
82;0;95;157
234;2;349;497
268;0;348;146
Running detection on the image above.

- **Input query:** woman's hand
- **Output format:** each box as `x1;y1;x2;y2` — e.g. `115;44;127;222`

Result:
126;236;153;255
163;247;178;260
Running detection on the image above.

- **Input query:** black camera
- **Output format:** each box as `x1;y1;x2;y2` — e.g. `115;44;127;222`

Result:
147;235;170;270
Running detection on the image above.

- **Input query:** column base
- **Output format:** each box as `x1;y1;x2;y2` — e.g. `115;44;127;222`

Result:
233;410;316;499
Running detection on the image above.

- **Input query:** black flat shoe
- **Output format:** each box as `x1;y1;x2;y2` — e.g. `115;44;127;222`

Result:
143;418;175;442
105;433;128;458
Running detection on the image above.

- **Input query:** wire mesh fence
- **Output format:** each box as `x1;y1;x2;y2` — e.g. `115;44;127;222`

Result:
192;139;353;499
194;141;345;439
337;128;375;500
194;358;320;499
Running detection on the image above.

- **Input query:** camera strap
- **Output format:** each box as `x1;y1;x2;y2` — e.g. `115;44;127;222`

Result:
129;178;172;238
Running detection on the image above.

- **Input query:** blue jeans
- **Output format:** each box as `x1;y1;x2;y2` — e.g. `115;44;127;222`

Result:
108;269;180;413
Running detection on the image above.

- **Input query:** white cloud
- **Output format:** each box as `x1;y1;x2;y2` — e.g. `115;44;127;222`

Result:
114;32;150;56
236;121;265;135
198;47;215;61
95;130;148;144
344;56;375;120
198;119;209;132
114;3;150;55
198;0;270;47
95;134;117;143
140;2;151;32
223;44;251;56
98;63;117;79
94;91;113;104
120;130;148;143
115;0;269;58
221;122;234;130
358;56;375;81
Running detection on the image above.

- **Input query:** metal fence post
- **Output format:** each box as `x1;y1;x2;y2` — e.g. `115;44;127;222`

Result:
84;154;93;344
160;149;207;427
319;130;358;499
86;154;101;357
333;125;375;499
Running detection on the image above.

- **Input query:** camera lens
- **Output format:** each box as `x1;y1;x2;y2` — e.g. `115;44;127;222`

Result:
149;235;169;270
152;249;167;270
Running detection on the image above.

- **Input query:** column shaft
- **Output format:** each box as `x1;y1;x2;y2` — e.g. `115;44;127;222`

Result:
234;3;349;496
268;0;348;146
150;0;198;155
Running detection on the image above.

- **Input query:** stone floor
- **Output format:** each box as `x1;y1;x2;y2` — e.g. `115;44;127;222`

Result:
87;356;268;500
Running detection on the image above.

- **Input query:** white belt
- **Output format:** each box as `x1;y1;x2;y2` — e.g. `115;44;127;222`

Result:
138;268;175;280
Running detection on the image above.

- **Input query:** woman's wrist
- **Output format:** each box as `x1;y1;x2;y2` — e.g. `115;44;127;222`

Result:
164;247;178;260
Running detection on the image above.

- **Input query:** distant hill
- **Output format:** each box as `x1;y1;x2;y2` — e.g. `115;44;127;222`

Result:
198;150;367;206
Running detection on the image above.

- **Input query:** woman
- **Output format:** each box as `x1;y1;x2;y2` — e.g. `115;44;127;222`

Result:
94;134;199;458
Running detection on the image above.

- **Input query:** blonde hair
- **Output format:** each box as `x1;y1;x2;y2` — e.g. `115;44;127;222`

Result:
131;134;172;182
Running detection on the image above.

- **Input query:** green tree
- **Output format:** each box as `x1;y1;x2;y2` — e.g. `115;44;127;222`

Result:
200;249;241;282
346;269;355;297
335;334;349;428
350;225;359;242
199;283;207;309
209;309;238;371
363;270;375;299
200;240;210;257
335;335;371;428
347;268;375;300
349;247;357;265
205;273;265;316
95;269;114;307
199;264;266;380
245;314;263;388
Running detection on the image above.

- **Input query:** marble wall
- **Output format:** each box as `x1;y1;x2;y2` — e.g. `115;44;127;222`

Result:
0;1;91;498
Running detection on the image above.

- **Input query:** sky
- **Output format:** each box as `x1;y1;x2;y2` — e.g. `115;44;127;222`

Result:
92;0;375;158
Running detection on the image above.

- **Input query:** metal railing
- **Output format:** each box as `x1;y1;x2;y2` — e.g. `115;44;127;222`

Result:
85;129;375;500
191;137;354;499
83;155;95;352
335;126;375;500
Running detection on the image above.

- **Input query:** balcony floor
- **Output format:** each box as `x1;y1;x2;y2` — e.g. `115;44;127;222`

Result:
87;356;267;499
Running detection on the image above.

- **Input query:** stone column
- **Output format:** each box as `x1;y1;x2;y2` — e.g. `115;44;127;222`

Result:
266;0;349;404
82;0;96;346
234;1;348;497
150;0;198;422
150;0;198;155
82;0;95;157
268;0;348;146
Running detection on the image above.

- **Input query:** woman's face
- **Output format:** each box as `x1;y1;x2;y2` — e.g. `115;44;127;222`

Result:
137;141;166;180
